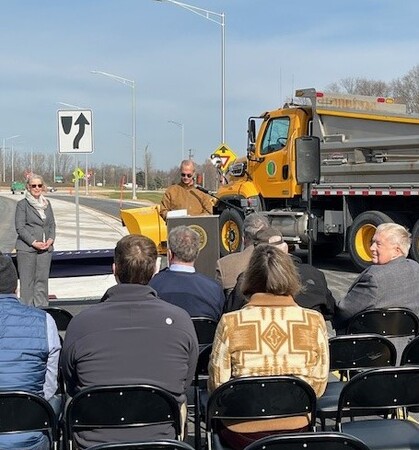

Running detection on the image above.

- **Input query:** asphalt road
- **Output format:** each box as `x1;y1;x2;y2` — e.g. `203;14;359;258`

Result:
0;195;20;252
47;194;145;219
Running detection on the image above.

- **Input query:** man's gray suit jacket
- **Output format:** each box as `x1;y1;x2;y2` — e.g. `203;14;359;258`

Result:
333;256;419;331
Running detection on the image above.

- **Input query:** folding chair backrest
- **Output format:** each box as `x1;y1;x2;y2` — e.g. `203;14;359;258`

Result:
206;376;317;431
329;333;397;374
400;335;419;365
0;391;58;449
346;308;419;337
244;432;372;450
191;317;218;345
336;366;419;426
65;384;182;445
41;306;74;331
88;440;195;450
195;344;212;381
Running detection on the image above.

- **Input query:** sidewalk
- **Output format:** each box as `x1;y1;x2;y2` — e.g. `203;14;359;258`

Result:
49;197;129;299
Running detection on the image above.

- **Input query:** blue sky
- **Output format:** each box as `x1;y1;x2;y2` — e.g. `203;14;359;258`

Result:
2;0;419;171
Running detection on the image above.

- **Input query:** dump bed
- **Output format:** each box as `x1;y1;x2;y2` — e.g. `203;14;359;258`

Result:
296;88;419;184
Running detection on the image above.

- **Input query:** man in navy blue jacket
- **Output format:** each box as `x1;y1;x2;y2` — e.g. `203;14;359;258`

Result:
150;225;225;321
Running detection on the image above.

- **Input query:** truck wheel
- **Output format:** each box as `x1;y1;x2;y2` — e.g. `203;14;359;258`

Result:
410;219;419;263
348;211;393;271
219;209;244;257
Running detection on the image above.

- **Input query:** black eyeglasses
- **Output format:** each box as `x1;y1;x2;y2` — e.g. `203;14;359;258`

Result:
30;184;43;188
181;173;193;178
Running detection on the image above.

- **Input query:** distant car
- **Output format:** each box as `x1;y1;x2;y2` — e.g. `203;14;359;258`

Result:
123;183;138;189
47;186;57;192
11;181;25;195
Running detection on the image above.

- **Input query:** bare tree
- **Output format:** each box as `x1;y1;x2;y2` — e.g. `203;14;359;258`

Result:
325;77;391;96
391;65;419;113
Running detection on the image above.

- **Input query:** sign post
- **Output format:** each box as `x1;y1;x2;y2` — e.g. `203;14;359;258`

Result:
58;109;93;250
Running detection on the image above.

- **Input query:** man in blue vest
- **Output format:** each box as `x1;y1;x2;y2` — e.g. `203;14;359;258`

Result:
0;253;61;449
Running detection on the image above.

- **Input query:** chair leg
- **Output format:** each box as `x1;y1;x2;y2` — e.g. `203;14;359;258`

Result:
194;386;202;449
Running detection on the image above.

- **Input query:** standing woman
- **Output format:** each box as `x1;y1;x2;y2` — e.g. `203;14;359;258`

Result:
15;174;56;307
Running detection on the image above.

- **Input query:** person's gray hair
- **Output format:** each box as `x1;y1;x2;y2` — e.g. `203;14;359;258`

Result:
168;225;200;262
375;223;411;257
243;213;270;241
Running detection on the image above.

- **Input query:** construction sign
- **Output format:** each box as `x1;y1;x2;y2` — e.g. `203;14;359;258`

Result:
211;144;237;173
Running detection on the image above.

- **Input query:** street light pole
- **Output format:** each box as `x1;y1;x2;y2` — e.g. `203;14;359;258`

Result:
91;70;137;199
155;0;226;143
168;120;184;160
2;135;20;183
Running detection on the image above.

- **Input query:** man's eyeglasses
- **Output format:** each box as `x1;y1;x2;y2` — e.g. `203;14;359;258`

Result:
30;184;43;188
181;173;193;178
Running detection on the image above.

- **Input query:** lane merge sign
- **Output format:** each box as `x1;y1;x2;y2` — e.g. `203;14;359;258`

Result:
58;110;93;154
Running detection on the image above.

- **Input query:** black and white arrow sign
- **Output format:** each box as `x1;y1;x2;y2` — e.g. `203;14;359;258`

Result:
57;110;94;154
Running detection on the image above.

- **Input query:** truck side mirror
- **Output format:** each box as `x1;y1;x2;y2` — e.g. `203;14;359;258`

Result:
247;119;256;154
295;136;320;184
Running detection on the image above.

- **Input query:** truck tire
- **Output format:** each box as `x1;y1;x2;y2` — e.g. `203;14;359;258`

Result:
219;209;244;257
348;211;393;271
410;219;419;264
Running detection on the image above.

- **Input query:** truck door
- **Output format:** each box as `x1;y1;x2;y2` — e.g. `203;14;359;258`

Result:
254;116;295;198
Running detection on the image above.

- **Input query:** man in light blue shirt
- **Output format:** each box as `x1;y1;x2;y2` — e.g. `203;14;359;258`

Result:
0;253;61;449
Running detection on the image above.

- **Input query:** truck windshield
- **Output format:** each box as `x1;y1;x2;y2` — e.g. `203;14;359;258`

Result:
261;117;290;155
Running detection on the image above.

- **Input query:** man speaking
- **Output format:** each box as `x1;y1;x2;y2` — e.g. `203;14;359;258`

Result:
159;159;213;220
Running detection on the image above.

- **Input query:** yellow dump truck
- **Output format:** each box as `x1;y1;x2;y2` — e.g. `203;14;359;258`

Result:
121;88;419;270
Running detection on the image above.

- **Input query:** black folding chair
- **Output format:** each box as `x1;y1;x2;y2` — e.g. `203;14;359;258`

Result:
192;344;212;449
191;317;218;346
244;432;371;450
335;366;419;450
41;306;72;406
206;376;317;450
88;440;195;450
0;391;59;450
346;307;419;363
41;306;74;331
400;334;419;365
317;334;396;429
64;384;182;450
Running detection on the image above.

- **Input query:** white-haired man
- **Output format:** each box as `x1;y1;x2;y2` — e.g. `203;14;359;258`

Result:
333;222;419;332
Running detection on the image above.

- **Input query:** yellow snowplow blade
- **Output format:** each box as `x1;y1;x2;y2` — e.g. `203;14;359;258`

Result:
120;205;167;254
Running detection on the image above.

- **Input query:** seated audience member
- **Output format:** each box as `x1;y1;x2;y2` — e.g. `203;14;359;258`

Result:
150;225;225;321
0;253;61;450
226;228;336;320
215;213;270;298
208;244;329;450
60;235;199;450
333;222;419;332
